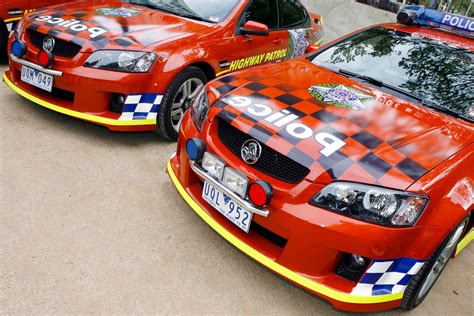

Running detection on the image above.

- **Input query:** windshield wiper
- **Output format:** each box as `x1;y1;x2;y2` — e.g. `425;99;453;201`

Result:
338;68;424;102
338;68;470;120
178;13;209;22
129;0;159;10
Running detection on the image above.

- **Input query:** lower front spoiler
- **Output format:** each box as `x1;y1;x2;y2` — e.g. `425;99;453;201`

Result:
3;73;156;132
166;160;402;312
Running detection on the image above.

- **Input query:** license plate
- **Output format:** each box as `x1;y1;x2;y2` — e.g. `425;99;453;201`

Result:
21;65;53;92
202;181;253;233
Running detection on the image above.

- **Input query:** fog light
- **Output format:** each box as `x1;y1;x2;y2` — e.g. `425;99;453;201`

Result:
248;180;273;207
335;253;370;282
222;168;248;198
37;50;53;68
186;138;206;161
11;40;26;57
352;254;366;266
202;152;225;180
110;93;126;113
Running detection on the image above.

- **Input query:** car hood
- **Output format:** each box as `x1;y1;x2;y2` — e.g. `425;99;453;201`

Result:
209;59;474;190
24;1;210;52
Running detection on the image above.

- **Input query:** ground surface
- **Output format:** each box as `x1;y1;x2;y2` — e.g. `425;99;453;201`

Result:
0;0;472;314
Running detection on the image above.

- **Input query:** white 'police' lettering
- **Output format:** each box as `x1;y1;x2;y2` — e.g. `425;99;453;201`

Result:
222;96;347;157
441;14;474;31
35;16;107;38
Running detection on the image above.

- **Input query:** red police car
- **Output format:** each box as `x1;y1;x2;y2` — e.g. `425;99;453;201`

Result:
3;0;323;140
168;6;473;312
1;0;78;54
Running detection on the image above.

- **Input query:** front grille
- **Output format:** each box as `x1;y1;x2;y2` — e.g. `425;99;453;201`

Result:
50;87;75;103
218;119;310;184
251;223;287;248
27;29;82;58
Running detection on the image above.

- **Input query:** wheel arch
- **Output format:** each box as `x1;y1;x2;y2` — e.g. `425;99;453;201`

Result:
409;144;474;230
186;61;216;81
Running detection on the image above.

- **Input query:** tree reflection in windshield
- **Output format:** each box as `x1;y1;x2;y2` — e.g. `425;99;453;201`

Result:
312;27;474;121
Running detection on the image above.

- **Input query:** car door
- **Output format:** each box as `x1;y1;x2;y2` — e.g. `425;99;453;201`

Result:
278;0;315;59
221;0;288;75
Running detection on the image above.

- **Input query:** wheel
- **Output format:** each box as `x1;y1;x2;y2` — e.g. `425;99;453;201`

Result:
401;214;471;310
156;66;207;141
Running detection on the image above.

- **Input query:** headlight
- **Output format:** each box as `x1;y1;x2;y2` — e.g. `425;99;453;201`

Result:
190;88;209;131
84;50;157;72
202;152;225;180
310;182;428;226
222;168;248;198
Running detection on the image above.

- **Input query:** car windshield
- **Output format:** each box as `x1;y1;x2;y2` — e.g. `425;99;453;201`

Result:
310;27;474;122
126;0;240;23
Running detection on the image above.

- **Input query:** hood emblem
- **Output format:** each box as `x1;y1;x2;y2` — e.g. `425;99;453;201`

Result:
42;36;55;53
96;7;141;17
309;84;374;110
241;139;262;165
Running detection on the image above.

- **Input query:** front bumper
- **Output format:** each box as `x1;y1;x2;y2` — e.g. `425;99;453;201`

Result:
166;113;454;312
4;52;172;132
168;159;403;311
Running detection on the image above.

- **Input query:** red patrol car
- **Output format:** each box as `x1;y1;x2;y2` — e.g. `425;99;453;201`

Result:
3;0;323;140
168;6;473;312
0;0;76;54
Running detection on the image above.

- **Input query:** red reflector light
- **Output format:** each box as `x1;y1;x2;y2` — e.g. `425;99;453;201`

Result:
37;50;53;68
248;181;273;207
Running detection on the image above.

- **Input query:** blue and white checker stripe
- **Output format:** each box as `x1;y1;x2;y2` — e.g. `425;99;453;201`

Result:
118;94;163;121
351;258;425;296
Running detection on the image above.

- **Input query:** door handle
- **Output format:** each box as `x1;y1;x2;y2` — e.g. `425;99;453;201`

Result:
8;9;24;15
273;38;283;45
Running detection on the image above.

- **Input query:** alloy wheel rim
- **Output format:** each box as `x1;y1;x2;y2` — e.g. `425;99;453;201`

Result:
416;218;468;300
170;78;204;133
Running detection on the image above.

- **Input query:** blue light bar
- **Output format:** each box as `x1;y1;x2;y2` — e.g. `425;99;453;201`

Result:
397;5;473;38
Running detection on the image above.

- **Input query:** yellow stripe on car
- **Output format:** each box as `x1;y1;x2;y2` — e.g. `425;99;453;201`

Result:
3;74;155;126
4;17;22;23
314;36;324;46
455;229;473;256
167;160;403;305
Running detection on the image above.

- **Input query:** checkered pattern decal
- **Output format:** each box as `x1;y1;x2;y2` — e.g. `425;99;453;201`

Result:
118;94;162;121
351;258;424;296
25;8;151;52
208;73;465;189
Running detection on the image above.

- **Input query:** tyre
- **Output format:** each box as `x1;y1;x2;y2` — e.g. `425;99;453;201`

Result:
156;66;207;141
401;213;471;310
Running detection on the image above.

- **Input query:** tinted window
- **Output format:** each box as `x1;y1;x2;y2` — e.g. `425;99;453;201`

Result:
244;0;278;29
279;0;307;28
311;27;474;121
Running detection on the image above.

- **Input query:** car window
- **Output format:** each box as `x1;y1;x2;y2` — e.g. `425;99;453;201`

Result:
244;0;278;29
279;0;308;28
311;27;474;122
126;0;240;23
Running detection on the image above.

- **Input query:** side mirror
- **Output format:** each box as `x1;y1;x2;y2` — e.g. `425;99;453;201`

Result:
240;21;269;36
310;12;323;26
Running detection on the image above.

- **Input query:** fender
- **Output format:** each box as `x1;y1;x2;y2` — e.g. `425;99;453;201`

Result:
409;143;473;230
161;50;219;77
